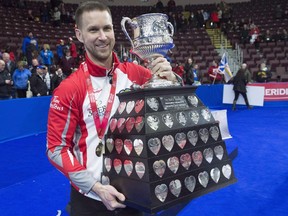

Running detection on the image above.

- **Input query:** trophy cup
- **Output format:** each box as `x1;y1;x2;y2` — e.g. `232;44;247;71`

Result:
121;13;180;88
102;13;237;214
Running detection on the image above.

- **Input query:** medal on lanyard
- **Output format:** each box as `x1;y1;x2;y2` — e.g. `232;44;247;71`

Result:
83;63;117;157
95;140;104;157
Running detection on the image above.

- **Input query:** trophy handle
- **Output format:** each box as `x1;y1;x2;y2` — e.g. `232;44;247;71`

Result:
121;17;134;48
167;22;174;37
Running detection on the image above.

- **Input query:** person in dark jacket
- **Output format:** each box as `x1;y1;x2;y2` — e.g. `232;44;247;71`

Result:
232;63;252;110
29;65;48;97
184;57;194;85
0;60;13;100
50;67;66;93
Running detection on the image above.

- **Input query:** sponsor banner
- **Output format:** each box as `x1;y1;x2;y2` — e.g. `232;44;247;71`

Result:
223;85;265;106
249;82;288;101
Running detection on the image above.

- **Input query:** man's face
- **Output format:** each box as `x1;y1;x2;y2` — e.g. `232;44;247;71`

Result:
28;32;33;38
0;62;5;71
2;54;10;63
32;59;38;66
75;10;115;67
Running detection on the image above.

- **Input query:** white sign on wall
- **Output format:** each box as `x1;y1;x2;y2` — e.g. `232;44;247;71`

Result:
223;84;265;106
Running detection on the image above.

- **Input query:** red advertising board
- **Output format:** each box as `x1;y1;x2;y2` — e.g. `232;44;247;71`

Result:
249;82;288;101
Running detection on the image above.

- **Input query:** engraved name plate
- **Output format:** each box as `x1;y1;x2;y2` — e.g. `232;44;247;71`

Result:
159;96;189;111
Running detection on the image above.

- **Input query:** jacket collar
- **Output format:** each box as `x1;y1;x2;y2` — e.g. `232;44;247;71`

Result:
85;52;120;77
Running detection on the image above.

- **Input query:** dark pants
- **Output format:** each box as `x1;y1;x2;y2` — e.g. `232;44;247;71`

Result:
234;91;250;106
70;187;145;216
16;89;27;98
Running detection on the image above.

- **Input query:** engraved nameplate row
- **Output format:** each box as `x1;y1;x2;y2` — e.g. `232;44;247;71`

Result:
103;87;236;213
106;123;221;158
109;95;214;135
103;140;227;182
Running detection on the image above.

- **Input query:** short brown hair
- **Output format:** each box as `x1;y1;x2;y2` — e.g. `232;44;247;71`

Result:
75;1;112;29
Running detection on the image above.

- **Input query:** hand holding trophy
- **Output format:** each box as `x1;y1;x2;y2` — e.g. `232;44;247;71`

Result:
121;13;180;88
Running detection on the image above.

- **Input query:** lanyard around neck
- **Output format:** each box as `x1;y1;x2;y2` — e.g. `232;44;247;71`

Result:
83;63;117;141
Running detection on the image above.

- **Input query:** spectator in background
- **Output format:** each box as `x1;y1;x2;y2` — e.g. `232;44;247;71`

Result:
210;10;219;28
42;66;51;94
30;65;49;97
52;6;61;27
29;58;40;74
5;46;16;62
121;53;132;63
232;63;252;110
40;2;50;23
167;0;176;13
27;9;35;21
26;39;38;67
184;57;194;85
56;39;65;64
192;64;201;86
202;10;210;28
40;44;54;73
2;52;16;77
0;59;13;100
256;62;272;83
249;23;260;50
68;37;78;63
155;0;164;13
50;67;66;92
12;61;31;98
240;24;250;44
208;60;223;84
172;62;184;81
261;29;273;43
21;32;38;62
59;49;76;77
2;52;16;98
196;10;204;28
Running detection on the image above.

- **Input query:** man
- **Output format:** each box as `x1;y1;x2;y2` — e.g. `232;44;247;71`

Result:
232;63;253;110
29;65;49;97
68;37;78;62
46;2;179;216
21;31;38;59
50;67;66;92
208;60;223;84
0;60;13;100
2;52;16;98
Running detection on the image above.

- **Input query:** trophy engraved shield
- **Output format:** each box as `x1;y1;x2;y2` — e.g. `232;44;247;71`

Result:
103;87;237;214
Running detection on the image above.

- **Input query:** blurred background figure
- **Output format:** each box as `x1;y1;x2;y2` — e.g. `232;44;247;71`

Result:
12;61;31;98
0;60;13;100
256;62;272;83
208;60;223;84
50;67;66;93
29;65;49;97
172;62;184;81
59;49;76;77
231;63;252;110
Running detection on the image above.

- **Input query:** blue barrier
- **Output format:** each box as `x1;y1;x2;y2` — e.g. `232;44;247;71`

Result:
0;96;52;143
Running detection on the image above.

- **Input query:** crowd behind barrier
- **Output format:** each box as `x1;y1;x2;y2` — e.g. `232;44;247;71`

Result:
0;0;288;100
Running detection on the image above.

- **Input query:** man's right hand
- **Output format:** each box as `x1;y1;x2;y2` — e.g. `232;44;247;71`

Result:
92;182;126;211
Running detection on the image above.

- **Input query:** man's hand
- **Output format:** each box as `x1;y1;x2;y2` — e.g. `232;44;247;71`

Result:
150;57;177;82
92;182;126;211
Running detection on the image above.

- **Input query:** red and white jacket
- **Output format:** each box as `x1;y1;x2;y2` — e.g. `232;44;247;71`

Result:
46;53;151;200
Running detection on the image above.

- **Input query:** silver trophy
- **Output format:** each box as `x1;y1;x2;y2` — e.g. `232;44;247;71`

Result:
121;13;179;88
